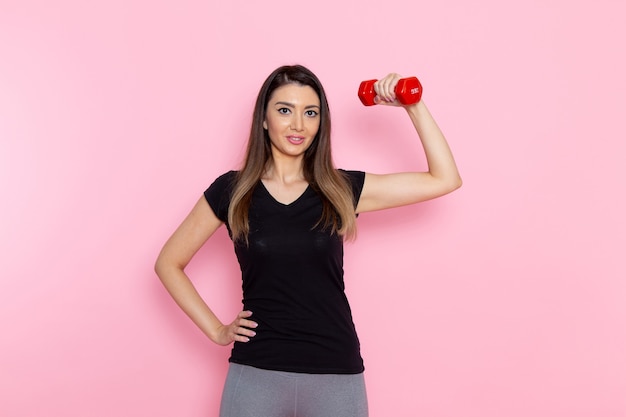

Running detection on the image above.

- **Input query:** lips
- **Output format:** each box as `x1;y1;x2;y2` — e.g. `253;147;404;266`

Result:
287;135;305;145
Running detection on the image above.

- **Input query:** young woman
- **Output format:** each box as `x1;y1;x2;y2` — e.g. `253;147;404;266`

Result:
155;64;461;417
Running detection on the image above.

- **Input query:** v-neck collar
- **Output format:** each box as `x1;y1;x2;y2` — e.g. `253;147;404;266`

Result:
258;180;311;207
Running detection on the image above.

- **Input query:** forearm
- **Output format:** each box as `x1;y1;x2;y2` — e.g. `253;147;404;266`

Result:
405;101;462;188
156;265;224;343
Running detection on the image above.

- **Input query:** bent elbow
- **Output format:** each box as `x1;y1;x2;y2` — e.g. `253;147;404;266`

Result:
440;174;462;197
154;252;188;284
154;257;166;280
154;254;175;282
452;174;463;191
441;175;463;195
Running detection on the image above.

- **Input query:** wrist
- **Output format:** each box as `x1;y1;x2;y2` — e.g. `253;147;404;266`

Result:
205;321;225;344
404;100;428;120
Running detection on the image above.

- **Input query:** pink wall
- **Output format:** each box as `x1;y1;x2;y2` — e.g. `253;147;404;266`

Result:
2;0;625;416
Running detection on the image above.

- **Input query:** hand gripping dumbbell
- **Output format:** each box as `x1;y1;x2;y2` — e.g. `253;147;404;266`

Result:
358;76;423;106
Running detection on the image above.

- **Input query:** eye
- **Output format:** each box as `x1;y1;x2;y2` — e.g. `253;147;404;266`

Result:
305;110;319;117
277;107;291;115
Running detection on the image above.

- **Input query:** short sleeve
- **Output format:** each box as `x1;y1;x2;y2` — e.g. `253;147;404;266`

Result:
203;171;237;223
339;169;366;209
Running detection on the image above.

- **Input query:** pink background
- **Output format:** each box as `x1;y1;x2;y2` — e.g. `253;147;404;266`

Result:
1;0;625;416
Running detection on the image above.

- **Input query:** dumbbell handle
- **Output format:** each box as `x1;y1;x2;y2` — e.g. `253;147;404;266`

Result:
358;76;423;106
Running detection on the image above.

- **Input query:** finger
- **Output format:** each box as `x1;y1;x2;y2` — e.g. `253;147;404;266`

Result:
231;325;256;342
231;319;257;336
237;326;257;337
380;75;393;100
373;80;388;102
375;81;393;102
233;334;251;343
238;310;253;319
239;318;258;329
378;73;401;102
236;310;258;329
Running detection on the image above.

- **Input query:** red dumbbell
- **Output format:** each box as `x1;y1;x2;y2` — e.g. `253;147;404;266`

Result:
358;76;423;106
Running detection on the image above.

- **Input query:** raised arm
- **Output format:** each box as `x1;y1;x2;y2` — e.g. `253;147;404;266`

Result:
155;197;257;345
356;73;462;214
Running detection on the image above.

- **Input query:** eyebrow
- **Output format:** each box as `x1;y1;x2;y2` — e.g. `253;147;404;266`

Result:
274;101;320;110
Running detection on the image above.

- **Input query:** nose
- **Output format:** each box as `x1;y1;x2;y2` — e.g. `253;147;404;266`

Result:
291;113;304;131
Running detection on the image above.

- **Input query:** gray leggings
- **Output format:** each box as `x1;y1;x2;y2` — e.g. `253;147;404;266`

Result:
219;363;368;417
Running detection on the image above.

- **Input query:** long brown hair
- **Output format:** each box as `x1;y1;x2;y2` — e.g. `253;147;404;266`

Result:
228;64;357;243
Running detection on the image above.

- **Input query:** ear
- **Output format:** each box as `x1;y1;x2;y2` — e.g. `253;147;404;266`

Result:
262;120;268;130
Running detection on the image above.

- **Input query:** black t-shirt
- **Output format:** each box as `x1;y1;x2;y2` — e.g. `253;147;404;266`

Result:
204;170;366;374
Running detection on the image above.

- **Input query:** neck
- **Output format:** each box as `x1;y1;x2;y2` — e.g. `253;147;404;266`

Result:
264;155;306;184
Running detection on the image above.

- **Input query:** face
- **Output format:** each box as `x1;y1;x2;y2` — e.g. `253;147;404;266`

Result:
263;83;321;161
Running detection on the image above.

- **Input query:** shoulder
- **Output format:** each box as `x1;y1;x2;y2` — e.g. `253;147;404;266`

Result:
338;169;364;180
213;170;239;185
338;169;365;187
206;170;238;193
338;169;366;201
203;171;239;221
